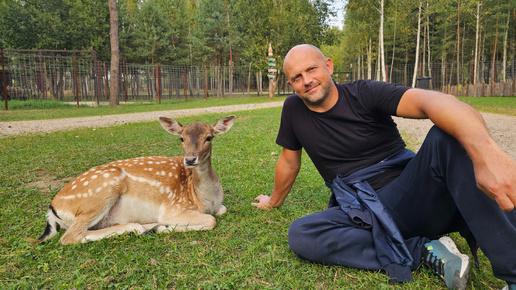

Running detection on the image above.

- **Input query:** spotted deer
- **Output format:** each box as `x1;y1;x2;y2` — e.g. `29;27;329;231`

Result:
32;115;236;245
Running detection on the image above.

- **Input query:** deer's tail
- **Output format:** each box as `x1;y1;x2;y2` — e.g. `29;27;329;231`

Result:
26;205;61;244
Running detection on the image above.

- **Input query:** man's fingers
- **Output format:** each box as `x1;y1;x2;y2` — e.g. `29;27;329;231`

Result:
495;195;516;212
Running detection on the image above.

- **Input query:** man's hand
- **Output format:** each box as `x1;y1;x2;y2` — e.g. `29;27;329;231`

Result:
252;195;272;210
473;148;516;212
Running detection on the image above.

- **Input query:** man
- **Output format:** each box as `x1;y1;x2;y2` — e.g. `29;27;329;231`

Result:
253;44;516;289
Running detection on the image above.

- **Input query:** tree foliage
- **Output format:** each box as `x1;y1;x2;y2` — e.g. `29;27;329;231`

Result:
0;0;514;80
336;0;515;81
0;0;335;70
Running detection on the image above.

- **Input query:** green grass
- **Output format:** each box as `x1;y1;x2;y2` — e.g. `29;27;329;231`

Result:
458;96;516;116
0;96;286;122
0;106;508;289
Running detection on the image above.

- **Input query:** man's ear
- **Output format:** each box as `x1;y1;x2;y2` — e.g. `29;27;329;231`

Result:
326;58;334;75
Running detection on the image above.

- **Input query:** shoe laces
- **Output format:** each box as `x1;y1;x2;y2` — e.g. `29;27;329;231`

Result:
422;245;445;277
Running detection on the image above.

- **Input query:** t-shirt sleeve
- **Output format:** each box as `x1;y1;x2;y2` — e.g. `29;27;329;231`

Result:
275;96;303;150
358;80;410;116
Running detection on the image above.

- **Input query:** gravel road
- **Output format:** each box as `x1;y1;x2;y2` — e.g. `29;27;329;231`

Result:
1;101;514;158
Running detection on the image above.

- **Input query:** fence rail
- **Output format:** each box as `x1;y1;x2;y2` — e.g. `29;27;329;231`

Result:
357;60;516;96
1;49;515;110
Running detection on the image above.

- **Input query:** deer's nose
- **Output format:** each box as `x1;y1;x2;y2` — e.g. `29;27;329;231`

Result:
184;156;198;166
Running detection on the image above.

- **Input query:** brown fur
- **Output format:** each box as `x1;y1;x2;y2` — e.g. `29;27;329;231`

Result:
33;115;235;245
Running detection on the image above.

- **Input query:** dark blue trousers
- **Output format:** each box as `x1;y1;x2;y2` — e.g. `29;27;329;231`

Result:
288;126;516;284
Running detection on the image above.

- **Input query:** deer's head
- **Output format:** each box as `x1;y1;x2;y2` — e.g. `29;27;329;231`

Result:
159;115;236;167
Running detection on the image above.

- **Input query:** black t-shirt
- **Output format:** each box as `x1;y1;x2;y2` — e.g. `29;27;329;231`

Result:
276;80;410;188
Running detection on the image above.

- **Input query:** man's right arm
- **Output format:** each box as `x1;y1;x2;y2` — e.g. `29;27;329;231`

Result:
252;147;302;210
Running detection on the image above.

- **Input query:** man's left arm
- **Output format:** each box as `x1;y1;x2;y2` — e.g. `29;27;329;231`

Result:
396;88;516;211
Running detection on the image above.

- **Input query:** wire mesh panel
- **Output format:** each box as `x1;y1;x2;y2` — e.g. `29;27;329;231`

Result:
2;49;515;111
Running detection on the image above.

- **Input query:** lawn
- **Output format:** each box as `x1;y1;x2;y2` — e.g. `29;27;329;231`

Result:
0;96;512;289
0;97;287;122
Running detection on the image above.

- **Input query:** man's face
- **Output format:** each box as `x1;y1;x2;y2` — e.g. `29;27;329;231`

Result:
284;48;334;107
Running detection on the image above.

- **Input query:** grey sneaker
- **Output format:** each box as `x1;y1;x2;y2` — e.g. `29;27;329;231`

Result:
422;236;471;290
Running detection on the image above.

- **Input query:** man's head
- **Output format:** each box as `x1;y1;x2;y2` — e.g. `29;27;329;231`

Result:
283;44;336;109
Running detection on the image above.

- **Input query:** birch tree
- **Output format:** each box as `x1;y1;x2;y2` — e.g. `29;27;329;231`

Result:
502;10;509;81
411;0;422;87
456;0;461;85
379;0;386;81
474;1;481;84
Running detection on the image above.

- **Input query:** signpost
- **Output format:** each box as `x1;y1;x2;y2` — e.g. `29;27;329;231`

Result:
267;43;276;100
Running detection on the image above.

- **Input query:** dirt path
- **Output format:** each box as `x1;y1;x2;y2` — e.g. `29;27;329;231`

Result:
0;102;284;137
1;101;514;158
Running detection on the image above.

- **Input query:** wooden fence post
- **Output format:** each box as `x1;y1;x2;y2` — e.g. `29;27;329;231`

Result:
103;62;108;101
157;63;161;104
184;66;187;101
203;65;207;100
1;49;8;110
74;56;79;107
123;61;127;103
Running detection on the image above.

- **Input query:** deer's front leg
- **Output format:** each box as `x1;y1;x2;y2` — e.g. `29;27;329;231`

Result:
152;210;217;233
215;205;227;216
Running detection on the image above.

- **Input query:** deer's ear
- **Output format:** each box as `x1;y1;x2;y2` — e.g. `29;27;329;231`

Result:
213;115;236;135
159;117;183;135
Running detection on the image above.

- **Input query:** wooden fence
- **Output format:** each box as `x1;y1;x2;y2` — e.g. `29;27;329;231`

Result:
443;80;516;97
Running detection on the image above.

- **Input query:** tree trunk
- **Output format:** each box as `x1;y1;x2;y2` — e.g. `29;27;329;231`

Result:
379;0;386;81
367;38;372;80
108;0;120;106
426;0;432;89
502;11;509;82
491;16;499;83
474;2;481;84
376;38;381;81
456;0;460;85
390;4;397;83
411;1;422;88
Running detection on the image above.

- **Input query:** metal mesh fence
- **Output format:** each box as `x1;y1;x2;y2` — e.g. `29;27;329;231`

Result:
359;59;516;94
1;49;515;110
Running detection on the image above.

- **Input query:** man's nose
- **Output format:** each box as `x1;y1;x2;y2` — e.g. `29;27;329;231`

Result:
302;74;313;86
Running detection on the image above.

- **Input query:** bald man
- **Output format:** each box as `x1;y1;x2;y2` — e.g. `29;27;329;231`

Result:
253;44;516;289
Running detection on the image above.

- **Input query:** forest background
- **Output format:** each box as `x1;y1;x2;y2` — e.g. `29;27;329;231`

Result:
0;0;515;104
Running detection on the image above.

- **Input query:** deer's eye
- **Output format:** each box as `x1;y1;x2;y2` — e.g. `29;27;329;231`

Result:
205;136;213;142
179;137;184;142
